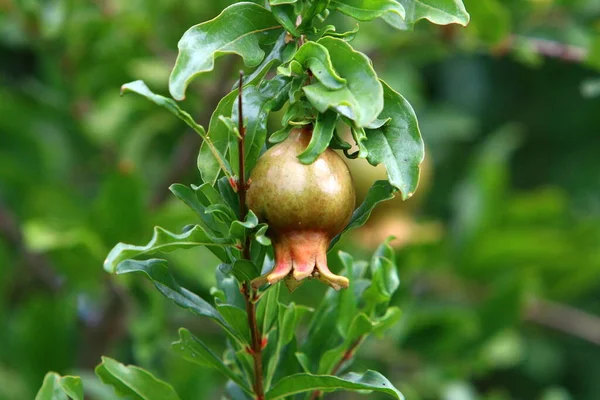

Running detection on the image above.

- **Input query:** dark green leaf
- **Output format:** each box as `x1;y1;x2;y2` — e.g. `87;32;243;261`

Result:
104;225;231;273
169;3;283;100
265;370;404;399
365;81;424;199
330;0;406;29
297;111;338;164
115;259;244;344
221;259;261;282
303;37;383;128
330;180;396;248
169;184;230;236
172;328;252;395
95;357;180;400
397;0;469;29
257;283;281;335
217;304;252;344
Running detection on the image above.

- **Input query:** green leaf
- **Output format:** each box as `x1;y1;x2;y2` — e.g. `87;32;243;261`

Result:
295;353;312;373
121;80;233;183
217;304;252;344
104;225;232;273
265;370;404;399
297;111;338;164
397;0;469;29
35;373;83;400
169;184;230;236
303;37;383;128
373;306;402;336
365;81;424;199
265;303;313;389
199;91;238;185
231;76;293;177
330;0;406;29
257;283;281;335
115;259;244;344
172;328;252;394
337;252;358;335
330;180;396;248
221;259;261;282
169;2;283;100
286;41;346;90
95;357;180;400
364;255;400;309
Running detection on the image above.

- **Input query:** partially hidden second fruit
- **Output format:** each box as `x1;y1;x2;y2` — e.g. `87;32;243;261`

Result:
247;127;355;290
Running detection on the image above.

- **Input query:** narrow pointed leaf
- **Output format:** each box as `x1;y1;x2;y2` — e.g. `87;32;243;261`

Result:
303;37;383;128
398;0;469;29
365;81;424;199
104;225;232;273
173;328;253;395
297;111;338;164
330;0;406;29
266;370;404;399
95;357;180;400
169;2;283;100
115;259;244;344
121;80;233;182
330;180;396;248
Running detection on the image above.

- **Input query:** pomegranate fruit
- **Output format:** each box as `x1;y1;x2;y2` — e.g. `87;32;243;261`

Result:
247;126;355;290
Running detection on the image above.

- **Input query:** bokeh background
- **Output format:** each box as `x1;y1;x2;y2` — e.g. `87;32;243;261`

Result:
1;0;600;399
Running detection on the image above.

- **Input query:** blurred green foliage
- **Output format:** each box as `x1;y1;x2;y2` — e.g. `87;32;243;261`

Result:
1;0;600;399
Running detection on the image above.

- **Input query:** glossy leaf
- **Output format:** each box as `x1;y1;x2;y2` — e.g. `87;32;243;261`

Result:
365;81;424;199
265;370;404;399
398;0;469;29
169;184;230;236
173;328;251;393
257;283;281;335
288;42;346;90
297;110;338;164
35;373;83;400
169;2;283;100
221;259;261;282
121;80;233;183
104;225;231;273
115;259;244;344
330;180;396;248
95;357;180;400
303;37;383;128
330;0;406;29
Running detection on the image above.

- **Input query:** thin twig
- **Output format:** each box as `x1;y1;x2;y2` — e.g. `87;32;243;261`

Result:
525;298;600;346
310;336;365;400
237;71;265;400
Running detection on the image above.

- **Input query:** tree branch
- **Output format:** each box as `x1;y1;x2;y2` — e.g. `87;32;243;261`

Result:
237;71;265;400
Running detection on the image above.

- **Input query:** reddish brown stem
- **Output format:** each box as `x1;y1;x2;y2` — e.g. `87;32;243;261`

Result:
238;71;265;400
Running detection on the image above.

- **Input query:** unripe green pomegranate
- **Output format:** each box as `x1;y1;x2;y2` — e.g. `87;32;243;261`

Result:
247;127;355;289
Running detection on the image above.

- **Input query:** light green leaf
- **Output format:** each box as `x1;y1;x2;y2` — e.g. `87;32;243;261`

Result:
95;357;180;400
121;80;233;183
115;259;244;344
35;373;83;400
330;180;396;248
169;2;283;100
330;0;406;29
398;0;469;29
217;304;252;344
295;353;312;373
289;41;346;90
303;37;383;128
265;370;404;399
365;81;424;199
104;225;232;273
297;110;338;164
